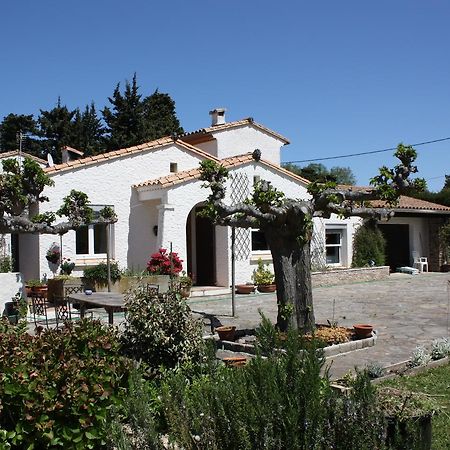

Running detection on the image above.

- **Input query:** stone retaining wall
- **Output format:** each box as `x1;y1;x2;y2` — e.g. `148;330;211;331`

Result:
312;266;390;287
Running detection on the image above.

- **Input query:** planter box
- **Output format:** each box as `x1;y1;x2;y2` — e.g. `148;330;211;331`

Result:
47;278;84;303
88;275;171;294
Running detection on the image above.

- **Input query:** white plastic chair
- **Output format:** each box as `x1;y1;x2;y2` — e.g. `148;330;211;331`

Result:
412;251;428;273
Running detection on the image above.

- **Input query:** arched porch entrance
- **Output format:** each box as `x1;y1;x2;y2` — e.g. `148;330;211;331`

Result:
186;205;216;286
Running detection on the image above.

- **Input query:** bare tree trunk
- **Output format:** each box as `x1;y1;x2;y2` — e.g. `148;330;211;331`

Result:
267;230;315;334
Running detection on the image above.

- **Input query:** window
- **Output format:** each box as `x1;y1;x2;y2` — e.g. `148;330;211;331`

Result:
170;162;178;173
252;229;269;252
325;230;342;264
76;223;108;255
75;205;113;256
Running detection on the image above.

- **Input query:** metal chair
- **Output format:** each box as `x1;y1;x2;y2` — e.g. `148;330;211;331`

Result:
30;292;51;328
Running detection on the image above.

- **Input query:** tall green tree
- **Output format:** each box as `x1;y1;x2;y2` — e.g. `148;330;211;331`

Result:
282;162;356;185
0;114;41;156
70;103;106;156
103;74;184;150
142;89;184;140
38;98;76;163
102;73;146;150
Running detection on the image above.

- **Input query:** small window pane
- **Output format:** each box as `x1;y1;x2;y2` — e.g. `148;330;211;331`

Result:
252;230;269;251
94;224;107;254
326;246;340;264
76;227;89;254
326;232;341;245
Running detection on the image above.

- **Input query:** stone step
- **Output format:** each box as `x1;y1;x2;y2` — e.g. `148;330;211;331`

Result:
190;286;231;298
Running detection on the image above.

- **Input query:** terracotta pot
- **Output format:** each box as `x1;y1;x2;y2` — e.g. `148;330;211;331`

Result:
257;284;277;293
31;285;48;295
236;284;255;294
216;325;236;341
353;324;373;339
223;356;247;367
180;286;191;298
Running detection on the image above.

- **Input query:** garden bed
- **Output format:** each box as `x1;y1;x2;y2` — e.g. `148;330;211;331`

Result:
216;325;377;358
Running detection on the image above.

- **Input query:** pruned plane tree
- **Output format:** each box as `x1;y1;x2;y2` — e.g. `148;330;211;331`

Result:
200;144;425;333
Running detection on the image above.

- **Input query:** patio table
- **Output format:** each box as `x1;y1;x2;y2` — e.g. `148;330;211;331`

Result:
68;292;125;325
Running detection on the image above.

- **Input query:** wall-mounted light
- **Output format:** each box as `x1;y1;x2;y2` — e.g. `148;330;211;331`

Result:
153;225;158;236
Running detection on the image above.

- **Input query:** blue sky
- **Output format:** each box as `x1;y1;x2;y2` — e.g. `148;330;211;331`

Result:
1;0;449;190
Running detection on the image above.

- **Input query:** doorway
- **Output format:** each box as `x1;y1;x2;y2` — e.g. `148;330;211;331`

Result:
378;224;410;271
186;206;216;286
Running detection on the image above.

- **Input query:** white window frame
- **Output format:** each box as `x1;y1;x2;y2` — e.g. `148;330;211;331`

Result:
75;205;114;259
76;223;111;257
325;229;343;266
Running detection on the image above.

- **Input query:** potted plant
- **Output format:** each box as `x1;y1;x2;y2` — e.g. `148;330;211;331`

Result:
252;258;276;293
178;271;193;298
216;325;236;341
60;257;76;276
26;279;48;295
353;323;373;339
235;283;255;294
45;243;61;265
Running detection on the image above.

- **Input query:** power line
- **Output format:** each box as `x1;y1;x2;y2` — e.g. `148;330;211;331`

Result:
285;136;450;164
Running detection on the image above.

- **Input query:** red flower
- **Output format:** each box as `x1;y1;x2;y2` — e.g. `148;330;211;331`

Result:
147;248;183;275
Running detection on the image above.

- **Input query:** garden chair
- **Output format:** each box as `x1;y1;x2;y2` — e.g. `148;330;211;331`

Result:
412;251;429;273
30;292;52;328
144;284;159;296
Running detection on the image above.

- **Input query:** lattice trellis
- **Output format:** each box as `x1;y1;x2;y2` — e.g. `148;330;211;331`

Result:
230;173;251;260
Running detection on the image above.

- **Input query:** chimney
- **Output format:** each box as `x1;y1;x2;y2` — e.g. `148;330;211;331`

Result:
209;108;226;126
61;146;84;163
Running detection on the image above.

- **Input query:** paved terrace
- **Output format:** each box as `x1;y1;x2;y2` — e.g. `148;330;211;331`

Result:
188;272;450;378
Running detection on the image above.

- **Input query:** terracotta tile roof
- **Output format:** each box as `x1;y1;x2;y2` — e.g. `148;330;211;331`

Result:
44;137;217;174
371;195;450;212
180;118;290;145
0;150;47;165
338;184;450;212
134;153;310;189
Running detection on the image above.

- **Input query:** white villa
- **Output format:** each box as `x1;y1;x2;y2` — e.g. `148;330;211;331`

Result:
2;109;450;288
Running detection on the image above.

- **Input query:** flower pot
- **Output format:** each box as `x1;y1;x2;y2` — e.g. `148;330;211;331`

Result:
236;284;255;294
31;285;48;296
257;284;277;293
353;324;373;339
216;325;236;341
223;356;247;367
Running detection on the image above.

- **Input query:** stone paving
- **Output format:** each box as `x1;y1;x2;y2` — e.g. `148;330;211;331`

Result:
188;272;450;378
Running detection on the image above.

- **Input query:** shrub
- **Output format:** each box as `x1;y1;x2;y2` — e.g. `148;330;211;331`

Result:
409;345;432;367
252;258;275;285
146;248;183;275
83;260;122;286
0;320;131;449
352;220;386;267
121;289;205;372
160;339;385;449
431;337;450;360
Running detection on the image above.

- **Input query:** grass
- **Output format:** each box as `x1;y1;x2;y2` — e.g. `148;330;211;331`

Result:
380;362;450;449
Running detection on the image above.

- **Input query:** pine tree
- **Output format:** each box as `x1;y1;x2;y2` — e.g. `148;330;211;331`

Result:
0;113;41;156
102;73;146;150
38;98;76;163
142;89;184;140
70;103;105;156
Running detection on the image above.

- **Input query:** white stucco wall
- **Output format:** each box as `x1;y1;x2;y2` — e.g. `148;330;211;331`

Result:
38;144;209;277
195;125;285;165
0;272;24;315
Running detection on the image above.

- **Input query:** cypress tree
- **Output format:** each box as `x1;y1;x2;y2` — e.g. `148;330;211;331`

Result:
38;98;76;163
